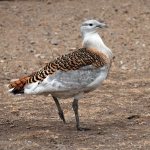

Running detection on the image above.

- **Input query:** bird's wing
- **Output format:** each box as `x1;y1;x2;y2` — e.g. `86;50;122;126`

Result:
8;48;109;93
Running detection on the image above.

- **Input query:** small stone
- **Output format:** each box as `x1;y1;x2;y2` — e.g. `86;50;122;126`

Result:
27;140;32;144
135;41;139;45
34;54;45;59
47;0;52;4
0;60;4;63
11;108;19;116
123;10;128;14
51;39;59;45
30;41;36;44
34;54;41;58
69;47;76;51
42;31;50;36
40;55;45;59
26;126;31;129
54;32;58;35
29;49;34;53
0;23;4;27
114;8;118;12
120;61;123;65
127;115;140;120
46;130;50;133
10;124;15;128
121;65;127;70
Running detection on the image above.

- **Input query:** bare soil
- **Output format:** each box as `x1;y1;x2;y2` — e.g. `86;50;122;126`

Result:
0;0;150;149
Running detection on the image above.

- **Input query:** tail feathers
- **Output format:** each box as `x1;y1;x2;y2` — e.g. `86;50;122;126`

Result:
9;87;24;94
8;76;30;94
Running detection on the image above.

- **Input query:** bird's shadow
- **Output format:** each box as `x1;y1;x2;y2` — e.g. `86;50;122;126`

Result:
0;117;129;137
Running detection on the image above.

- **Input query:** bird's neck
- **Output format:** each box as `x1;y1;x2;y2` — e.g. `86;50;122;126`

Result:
82;32;113;59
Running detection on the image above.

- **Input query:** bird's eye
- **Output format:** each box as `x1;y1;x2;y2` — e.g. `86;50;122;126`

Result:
89;23;93;26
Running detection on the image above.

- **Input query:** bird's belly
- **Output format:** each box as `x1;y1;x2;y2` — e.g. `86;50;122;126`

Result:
24;65;108;98
49;66;108;98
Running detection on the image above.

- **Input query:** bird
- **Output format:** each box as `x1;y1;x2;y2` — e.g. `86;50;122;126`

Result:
8;20;114;131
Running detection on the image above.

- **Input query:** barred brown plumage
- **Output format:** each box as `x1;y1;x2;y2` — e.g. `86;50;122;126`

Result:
26;48;109;84
9;47;109;90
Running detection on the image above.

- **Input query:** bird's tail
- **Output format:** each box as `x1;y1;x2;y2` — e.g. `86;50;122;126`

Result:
8;76;30;94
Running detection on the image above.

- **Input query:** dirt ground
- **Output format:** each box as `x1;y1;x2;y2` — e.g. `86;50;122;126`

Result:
0;0;150;149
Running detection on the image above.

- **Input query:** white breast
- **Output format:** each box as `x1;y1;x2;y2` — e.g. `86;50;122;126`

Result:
85;66;108;91
83;32;113;59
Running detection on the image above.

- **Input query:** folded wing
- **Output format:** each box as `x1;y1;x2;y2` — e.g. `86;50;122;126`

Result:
9;48;109;94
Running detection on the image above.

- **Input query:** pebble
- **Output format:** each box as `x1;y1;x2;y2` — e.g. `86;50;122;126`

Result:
120;60;123;65
0;60;4;63
34;54;41;58
30;41;36;45
42;31;51;36
127;115;140;120
121;65;127;70
40;55;45;59
34;54;45;59
27;141;32;144
51;38;59;45
69;47;76;51
47;0;52;5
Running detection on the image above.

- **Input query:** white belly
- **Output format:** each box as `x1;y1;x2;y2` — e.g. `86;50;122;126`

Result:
24;65;108;98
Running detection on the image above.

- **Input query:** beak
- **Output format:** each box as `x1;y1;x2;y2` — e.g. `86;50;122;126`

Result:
97;22;108;28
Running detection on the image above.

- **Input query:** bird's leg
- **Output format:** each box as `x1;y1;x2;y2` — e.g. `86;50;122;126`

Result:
72;98;90;131
52;96;66;123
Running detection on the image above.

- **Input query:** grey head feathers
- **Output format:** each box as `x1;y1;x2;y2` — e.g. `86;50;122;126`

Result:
80;19;107;36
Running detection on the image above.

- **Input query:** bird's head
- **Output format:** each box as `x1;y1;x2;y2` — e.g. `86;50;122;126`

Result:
80;19;107;36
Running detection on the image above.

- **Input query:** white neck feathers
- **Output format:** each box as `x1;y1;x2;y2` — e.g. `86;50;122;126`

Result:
82;32;113;59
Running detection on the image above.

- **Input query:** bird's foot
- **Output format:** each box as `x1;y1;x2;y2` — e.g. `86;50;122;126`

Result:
77;126;91;131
